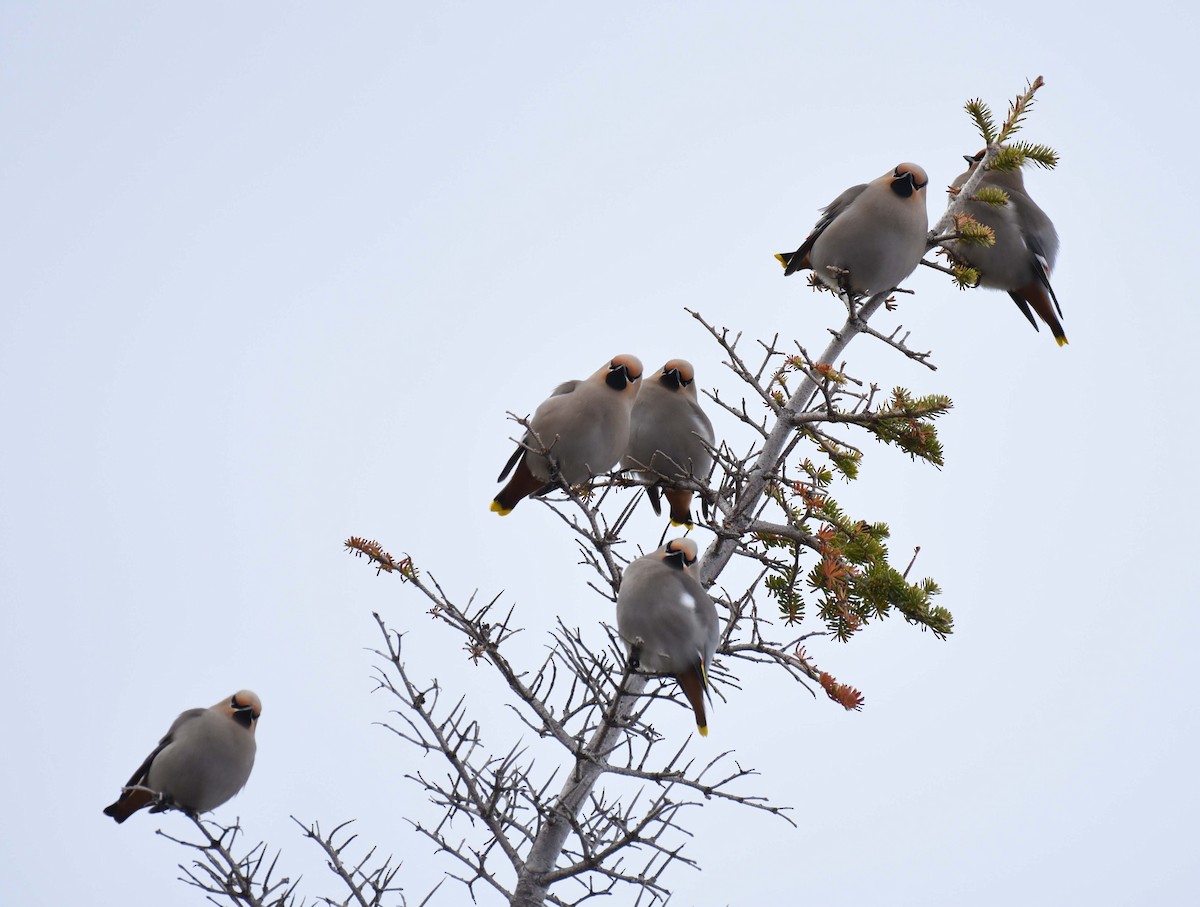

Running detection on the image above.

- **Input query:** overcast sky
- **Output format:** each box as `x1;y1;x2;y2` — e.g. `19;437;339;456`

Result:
3;3;1197;905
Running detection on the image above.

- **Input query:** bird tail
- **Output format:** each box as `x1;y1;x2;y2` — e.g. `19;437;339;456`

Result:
663;488;695;529
678;667;709;737
775;246;811;276
492;456;548;515
103;788;155;824
1008;285;1068;348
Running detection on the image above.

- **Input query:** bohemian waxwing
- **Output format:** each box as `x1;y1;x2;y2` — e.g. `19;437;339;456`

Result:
948;150;1066;345
622;359;715;528
776;163;930;298
617;538;720;735
492;354;643;515
103;690;261;823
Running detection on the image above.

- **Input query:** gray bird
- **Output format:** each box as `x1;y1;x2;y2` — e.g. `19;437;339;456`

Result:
948;150;1066;345
103;690;261;823
493;354;643;515
617;538;719;735
622;359;715;528
776;163;930;298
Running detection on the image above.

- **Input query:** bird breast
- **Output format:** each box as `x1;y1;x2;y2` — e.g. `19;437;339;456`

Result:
147;716;256;813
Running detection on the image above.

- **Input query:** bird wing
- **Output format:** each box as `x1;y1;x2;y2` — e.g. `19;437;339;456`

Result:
496;439;528;482
121;708;205;788
776;183;868;276
1024;232;1063;319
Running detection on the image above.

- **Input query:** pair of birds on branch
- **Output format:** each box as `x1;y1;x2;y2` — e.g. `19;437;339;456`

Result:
775;156;1066;345
103;151;1066;826
491;355;716;528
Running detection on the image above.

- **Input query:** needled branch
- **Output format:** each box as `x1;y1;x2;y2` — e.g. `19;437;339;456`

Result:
694;290;891;588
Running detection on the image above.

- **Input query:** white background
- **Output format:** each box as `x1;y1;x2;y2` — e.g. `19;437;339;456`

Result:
3;3;1196;905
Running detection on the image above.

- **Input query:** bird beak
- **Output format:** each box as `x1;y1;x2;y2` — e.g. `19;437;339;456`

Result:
606;364;630;391
891;170;916;198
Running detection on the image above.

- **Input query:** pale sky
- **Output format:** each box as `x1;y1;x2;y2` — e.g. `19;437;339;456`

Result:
3;3;1197;905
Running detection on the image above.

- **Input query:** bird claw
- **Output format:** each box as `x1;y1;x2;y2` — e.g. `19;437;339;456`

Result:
148;792;171;813
627;639;644;672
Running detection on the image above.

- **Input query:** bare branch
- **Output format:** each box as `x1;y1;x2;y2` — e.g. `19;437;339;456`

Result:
159;814;299;907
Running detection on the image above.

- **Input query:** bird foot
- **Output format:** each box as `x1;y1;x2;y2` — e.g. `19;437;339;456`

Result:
147;792;188;815
627;639;644;672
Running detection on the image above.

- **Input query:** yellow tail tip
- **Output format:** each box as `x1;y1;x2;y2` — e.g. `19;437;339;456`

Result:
773;253;787;268
489;500;512;516
1056;335;1069;347
697;725;709;737
669;518;695;530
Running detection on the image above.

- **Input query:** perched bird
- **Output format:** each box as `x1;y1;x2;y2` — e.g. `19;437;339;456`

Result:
776;163;930;298
948;150;1066;345
492;354;643;515
103;690;261;823
617;538;720;735
622;359;715;528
